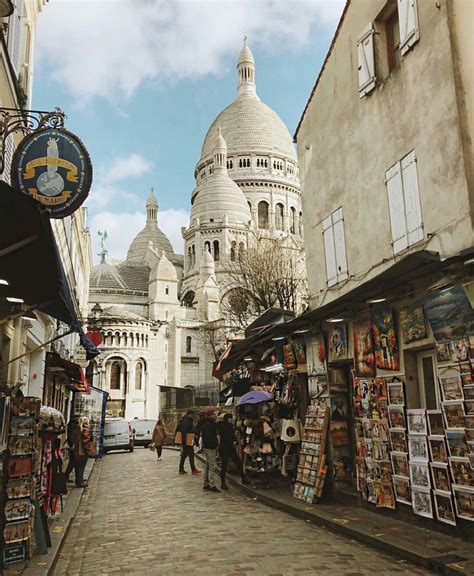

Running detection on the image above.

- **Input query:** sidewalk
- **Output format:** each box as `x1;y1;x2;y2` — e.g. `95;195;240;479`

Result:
15;458;96;576
221;467;474;576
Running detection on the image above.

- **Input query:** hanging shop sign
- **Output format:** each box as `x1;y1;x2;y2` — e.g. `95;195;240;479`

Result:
11;128;93;218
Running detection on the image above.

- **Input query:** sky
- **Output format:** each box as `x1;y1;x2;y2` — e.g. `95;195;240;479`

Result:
32;0;345;264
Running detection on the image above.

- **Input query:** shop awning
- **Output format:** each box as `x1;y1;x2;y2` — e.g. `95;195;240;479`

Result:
46;352;90;393
217;249;473;375
0;181;100;360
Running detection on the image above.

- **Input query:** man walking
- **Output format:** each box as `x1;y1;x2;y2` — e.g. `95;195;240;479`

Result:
177;410;201;476
201;411;220;493
217;413;248;490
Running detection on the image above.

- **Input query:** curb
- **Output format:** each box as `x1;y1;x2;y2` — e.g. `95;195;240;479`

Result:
21;459;96;576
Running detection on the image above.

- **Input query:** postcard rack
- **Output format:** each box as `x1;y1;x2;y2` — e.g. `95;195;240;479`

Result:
293;405;329;503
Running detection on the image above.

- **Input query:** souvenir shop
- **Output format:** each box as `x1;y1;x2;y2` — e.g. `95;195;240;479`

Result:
219;261;474;533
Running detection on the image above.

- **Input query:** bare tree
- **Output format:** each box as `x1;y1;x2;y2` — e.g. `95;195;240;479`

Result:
221;235;307;330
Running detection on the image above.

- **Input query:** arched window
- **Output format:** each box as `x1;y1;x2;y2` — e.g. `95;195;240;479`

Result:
110;361;121;390
275;203;284;231
122;332;127;346
213;240;220;262
165;285;169;295
258;201;269;229
186;336;192;353
230;240;236;262
135;361;142;390
107;331;113;346
204;241;211;253
115;332;120;347
290;207;296;234
299;212;303;237
182;291;195;308
239;242;245;259
188;247;192;267
136;333;140;347
129;333;134;347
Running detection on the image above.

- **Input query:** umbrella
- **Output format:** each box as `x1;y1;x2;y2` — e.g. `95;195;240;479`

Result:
39;406;66;432
236;391;274;406
198;406;219;415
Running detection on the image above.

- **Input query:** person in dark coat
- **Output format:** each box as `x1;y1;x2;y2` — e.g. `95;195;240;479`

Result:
64;417;78;483
201;412;220;492
217;413;248;489
178;411;201;476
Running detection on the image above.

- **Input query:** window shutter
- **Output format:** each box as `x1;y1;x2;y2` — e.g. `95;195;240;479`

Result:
333;208;348;282
398;0;419;56
323;215;337;287
401;150;423;245
357;23;376;98
9;0;24;76
386;162;408;254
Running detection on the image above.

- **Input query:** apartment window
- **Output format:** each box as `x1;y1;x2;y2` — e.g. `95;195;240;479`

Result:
385;10;401;72
385;150;423;255
322;207;348;287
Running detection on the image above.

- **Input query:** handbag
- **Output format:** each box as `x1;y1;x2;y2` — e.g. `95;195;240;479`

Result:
185;433;195;447
281;419;302;443
148;442;156;451
174;431;182;445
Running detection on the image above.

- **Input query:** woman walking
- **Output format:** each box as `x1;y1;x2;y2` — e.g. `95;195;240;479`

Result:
152;419;167;461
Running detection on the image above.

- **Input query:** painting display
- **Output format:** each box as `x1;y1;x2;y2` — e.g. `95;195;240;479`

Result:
449;457;473;486
427;411;444;436
443;402;466;429
407;409;427;435
371;308;400;371
433;491;456;526
423;285;474;343
387;382;404;406
388;406;406;430
328;369;348;395
408;435;429;462
390;429;407;453
393;475;411;505
353;318;375;377
412;487;433;518
328;324;348;362
453;486;474;521
307;375;327;399
306;334;326;376
446;430;469;458
400;305;427;344
430;463;451;493
391;452;409;477
438;373;463;401
409;462;431;489
428;436;448;464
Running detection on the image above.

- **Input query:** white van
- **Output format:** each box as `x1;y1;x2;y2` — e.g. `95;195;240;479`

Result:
103;418;134;453
131;419;156;447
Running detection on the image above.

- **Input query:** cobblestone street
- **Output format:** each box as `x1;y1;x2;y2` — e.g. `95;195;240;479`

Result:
52;448;433;576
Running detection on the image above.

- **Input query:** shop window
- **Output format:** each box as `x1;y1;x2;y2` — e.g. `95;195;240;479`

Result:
275;203;284;231
258;201;269;229
186;336;192;354
385;150;423;255
323;207;348;287
110;361;120;390
290;207;296;234
135;361;143;390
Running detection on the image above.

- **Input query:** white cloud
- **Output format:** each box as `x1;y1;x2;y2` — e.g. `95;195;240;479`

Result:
103;154;153;184
89;208;189;263
36;0;345;103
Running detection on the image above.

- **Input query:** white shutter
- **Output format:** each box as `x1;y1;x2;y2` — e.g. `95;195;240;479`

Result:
323;215;337;287
386;162;408;254
9;0;24;76
401;150;423;245
398;0;419;56
357;23;376;98
2;135;14;184
333;208;348;282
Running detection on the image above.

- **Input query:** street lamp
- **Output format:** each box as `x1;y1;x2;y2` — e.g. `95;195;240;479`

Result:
89;303;103;330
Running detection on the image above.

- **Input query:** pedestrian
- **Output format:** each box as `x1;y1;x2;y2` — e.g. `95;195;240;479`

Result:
72;416;94;488
152;419;167;461
201;411;220;492
217;413;248;490
64;417;78;483
177;410;201;476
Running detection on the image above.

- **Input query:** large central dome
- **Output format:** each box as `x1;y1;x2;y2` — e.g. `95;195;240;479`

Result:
198;40;296;165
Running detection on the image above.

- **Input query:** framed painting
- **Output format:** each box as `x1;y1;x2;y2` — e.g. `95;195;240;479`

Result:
392;475;411;505
446;430;469;458
408;435;429;462
328;369;348;395
389;429;407;453
423;286;473;343
449;457;473;487
428;436;449;464
407;409;427;435
438;373;463;402
399;304;427;344
430;463;451;493
463;385;474;400
412;487;433;519
328;323;348;362
387;381;404;406
306;334;326;376
443;401;466;429
371;308;400;371
453;485;474;522
353;318;375;377
388;406;406;430
427;410;444;436
433;491;456;526
409;461;431;489
390;451;409;477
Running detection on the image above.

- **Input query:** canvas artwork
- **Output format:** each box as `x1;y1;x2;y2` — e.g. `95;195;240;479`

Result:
374;481;396;509
453;486;474;521
6;478;32;500
463;385;474;400
387;382;404;406
450;338;472;363
422;285;474;343
443;401;466;429
427;411;445;436
433;491;457;526
465;401;474;415
407;409;427;435
408;435;429;462
307;375;327;399
293;338;306;366
393;474;411;505
283;343;297;369
388;406;406;430
4;499;31;522
370;419;389;442
306;334;326;376
400;305;427;344
436;342;453;363
449;457;473;487
391;452;409;477
353;318;375;377
412;487;433;519
446;430;469;458
328;324;348;362
390;429;407;453
430;463;451;493
328;369;348;395
370;378;387;400
428;436;449;464
371;308;400;371
461;372;474;386
439;374;464;402
465;415;474;429
410;462;431;489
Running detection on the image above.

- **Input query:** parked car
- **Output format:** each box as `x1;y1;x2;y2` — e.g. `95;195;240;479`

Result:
103;418;134;453
131;419;156;447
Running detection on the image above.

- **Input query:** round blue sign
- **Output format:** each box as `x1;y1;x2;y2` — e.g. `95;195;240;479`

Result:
11;127;93;218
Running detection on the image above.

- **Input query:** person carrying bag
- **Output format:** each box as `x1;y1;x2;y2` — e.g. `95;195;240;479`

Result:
177;411;201;476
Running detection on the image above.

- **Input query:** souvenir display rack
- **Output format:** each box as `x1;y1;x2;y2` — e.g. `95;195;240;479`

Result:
293;405;329;503
2;397;41;568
